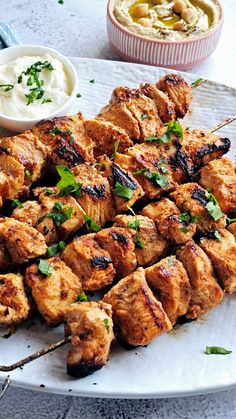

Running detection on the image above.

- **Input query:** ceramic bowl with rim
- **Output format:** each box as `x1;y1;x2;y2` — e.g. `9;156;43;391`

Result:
0;45;78;132
107;0;224;70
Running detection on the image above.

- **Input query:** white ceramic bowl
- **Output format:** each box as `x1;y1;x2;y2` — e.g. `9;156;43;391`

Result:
0;45;78;132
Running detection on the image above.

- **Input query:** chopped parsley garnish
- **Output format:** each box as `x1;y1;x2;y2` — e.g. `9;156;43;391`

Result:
110;140;120;160
227;217;236;224
83;214;101;232
127;218;144;249
205;346;232;355
35;202;73;227
77;292;88;302
0;84;14;92
46;241;66;257
50;128;75;144
76;93;81;98
89;79;95;84
38;259;54;276
104;318;110;333
146;135;159;143
113;181;134;200
26;87;44;106
58;0;64;3
146;171;169;189
191;78;206;88
179;209;200;224
214;231;222;241
132;168;149;176
141;113;148;120
180;226;188;234
146;121;183;143
11;199;24;209
42;98;52;104
44;188;56;195
25;169;31;178
56;165;83;197
206;193;224;221
167;258;174;268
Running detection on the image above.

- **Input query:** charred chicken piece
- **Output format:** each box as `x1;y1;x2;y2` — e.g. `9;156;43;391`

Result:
110;86;164;141
0;218;47;266
170;183;227;233
64;301;114;378
141;198;196;245
0;273;30;325
0;151;26;201
181;129;230;170
0;131;48;185
103;267;172;347
72;164;116;227
114;214;168;266
228;222;236;239
177;240;223;319
156;73;192;119
25;257;82;326
140;82;176;123
32;112;94;163
200;229;236;294
145;256;191;325
61;234;116;291
85;119;133;159
95;227;137;278
199;157;236;215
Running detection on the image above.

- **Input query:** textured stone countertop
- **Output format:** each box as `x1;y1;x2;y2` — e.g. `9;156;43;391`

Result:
1;1;236;418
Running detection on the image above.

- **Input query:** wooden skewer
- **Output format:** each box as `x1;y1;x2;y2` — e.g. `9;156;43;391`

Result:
210;116;236;133
0;376;11;400
0;337;70;372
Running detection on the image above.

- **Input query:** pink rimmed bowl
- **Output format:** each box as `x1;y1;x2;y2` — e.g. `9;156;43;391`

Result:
107;0;224;70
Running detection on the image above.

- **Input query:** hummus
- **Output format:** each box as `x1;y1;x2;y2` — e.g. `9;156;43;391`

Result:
114;0;221;40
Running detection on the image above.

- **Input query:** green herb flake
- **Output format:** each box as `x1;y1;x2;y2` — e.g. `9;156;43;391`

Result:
191;78;206;88
76;93;81;98
113;181;134;200
83;214;101;232
146;171;169;189
206;194;224;221
58;0;64;3
127;218;145;249
227;217;236;224
205;346;232;355
77;292;88;302
56;165;83;197
180;227;188;234
214;231;222;241
160;166;168;174
38;259;54;276
145;135;159;143
110;140;120;160
104;318;110;333
48;202;73;226
11;199;24;209
42;98;52;104
132;168;149;176
0;84;14;92
168;258;174;268
179;209;200;224
146;121;183;143
46;241;66;257
89;79;95;84
25;169;31;178
141;113;148;120
44;188;56;195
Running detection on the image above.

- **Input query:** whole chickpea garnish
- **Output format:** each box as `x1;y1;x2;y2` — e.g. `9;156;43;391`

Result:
138;17;151;27
173;21;185;31
173;0;186;14
152;0;165;4
133;3;149;18
181;7;198;24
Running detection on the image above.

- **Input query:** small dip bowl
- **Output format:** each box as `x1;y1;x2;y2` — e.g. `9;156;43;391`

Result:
0;45;78;132
107;0;224;70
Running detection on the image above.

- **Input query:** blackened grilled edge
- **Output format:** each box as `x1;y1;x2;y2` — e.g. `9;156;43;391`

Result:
54;138;85;165
83;184;106;199
67;361;103;378
110;231;129;244
111;163;137;190
191;188;208;207
91;256;113;268
169;141;194;180
195;138;231;164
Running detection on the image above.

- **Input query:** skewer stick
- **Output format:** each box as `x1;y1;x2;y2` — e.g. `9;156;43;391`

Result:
0;337;70;372
0;376;11;400
210;116;236;133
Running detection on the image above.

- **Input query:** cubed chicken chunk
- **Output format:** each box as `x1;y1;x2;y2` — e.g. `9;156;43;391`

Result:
0;274;30;325
95;227;137;278
103;267;172;347
228;222;236;239
177;240;223;319
145;256;191;325
25;257;82;326
199;157;236;215
200;229;236;294
61;234;116;291
140;82;176;123
114;214;168;266
0;243;13;271
0;152;26;200
64;301;114;378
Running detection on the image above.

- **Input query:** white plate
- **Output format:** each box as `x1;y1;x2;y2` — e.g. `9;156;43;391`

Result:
1;57;236;399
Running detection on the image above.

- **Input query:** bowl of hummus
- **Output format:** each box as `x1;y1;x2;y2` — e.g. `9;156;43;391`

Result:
107;0;224;69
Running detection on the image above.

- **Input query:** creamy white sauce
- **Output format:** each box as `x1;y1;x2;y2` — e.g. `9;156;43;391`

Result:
0;54;71;119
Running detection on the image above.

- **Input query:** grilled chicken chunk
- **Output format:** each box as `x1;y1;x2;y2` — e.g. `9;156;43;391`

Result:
156;73;192;119
140;82;176;123
114;214;168;266
72;165;116;227
110;86;164;141
228;222;236;239
200;229;236;294
25;257;82;326
0;131;48;185
61;234;116;291
0;172;8;207
141;198;196;244
85;119;133;159
177;241;223;319
115;143;176;199
199;157;236;215
0;274;30;325
0;243;13;271
32;113;94;163
103;267;172;347
99;158;144;212
64;301;114;378
181;129;230;170
0;152;26;200
171;183;227;233
0;218;47;265
95;227;137;278
145;256;191;325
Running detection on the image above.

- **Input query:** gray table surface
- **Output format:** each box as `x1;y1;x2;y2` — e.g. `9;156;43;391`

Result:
1;1;236;418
